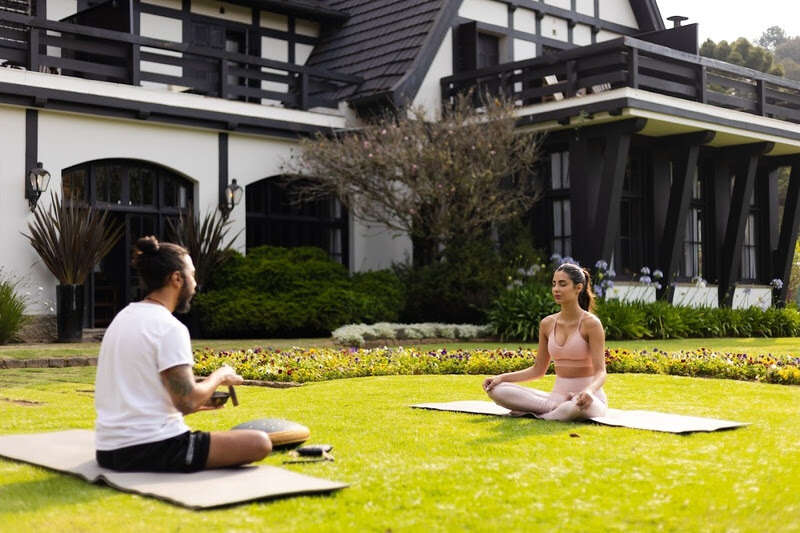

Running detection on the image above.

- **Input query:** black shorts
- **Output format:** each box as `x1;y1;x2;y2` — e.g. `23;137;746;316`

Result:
96;431;211;473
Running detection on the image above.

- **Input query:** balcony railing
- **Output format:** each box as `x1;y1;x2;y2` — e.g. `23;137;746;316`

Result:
441;36;800;125
0;11;361;110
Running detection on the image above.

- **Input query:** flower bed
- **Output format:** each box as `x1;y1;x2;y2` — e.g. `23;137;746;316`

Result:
193;346;800;386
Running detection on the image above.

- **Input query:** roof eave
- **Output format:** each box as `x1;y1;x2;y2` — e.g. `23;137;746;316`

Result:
226;0;350;23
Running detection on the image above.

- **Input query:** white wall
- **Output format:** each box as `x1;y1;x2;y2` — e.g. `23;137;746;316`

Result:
599;0;639;28
412;29;453;118
0;106;43;312
513;8;537;34
6;109;219;312
541;15;569;42
459;0;508;27
191;0;251;25
227;133;299;253
596;29;621;42
47;0;77;21
576;0;595;17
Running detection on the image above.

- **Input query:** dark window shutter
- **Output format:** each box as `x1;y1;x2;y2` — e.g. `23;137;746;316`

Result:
454;22;478;73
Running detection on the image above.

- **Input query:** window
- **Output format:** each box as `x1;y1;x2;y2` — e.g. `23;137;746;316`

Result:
246;179;349;266
740;190;758;281
616;153;645;275
681;166;703;278
549;151;571;257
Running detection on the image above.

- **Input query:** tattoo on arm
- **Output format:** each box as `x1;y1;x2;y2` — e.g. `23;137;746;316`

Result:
161;365;196;413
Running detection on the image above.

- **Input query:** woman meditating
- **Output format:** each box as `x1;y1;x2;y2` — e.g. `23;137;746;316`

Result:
483;263;608;420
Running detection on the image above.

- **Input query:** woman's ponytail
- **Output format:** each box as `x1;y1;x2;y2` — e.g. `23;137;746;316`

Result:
578;267;595;312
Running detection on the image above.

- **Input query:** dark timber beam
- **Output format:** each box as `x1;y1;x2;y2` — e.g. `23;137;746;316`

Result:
218;133;228;213
24;109;38;206
566;118;646;265
567;135;593;264
658;131;715;289
708;156;731;285
775;158;800;302
719;142;774;305
593;132;633;262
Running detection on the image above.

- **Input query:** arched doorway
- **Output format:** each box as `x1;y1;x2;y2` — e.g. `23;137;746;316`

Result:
245;178;348;266
62;159;194;327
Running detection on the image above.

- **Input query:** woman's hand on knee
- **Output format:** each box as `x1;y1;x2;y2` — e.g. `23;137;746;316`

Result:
483;375;504;392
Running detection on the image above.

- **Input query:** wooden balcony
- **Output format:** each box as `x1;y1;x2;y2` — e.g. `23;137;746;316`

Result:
441;36;800;125
0;11;361;111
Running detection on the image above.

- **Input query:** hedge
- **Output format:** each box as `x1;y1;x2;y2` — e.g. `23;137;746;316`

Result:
192;246;405;338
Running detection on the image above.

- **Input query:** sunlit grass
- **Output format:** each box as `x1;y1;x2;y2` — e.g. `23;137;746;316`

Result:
1;369;799;532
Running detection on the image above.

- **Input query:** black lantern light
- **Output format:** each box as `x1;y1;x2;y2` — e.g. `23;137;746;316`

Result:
26;162;51;210
221;179;243;218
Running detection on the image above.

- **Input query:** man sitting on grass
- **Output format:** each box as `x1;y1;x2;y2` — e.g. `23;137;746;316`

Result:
94;236;271;472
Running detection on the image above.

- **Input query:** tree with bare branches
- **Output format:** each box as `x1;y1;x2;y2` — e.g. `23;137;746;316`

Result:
283;94;543;267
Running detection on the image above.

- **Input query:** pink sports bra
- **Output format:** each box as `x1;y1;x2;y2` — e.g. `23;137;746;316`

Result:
547;313;592;368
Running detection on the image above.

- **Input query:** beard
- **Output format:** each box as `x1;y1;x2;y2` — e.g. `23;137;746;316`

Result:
174;279;195;314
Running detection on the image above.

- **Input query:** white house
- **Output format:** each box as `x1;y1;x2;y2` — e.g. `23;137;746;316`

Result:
1;0;797;329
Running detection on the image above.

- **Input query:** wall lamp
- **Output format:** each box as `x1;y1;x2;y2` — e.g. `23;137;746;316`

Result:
26;162;51;211
220;179;243;218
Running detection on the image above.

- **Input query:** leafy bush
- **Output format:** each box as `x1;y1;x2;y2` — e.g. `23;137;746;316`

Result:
193;246;405;338
0;272;27;344
396;239;507;325
487;283;558;341
193;345;800;386
594;300;650;340
488;281;800;340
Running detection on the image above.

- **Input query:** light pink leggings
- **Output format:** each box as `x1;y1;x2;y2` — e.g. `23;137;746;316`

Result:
486;376;608;421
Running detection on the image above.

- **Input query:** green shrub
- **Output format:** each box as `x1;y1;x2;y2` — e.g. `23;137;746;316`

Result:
396;240;508;325
487;283;558;341
0;273;27;344
594;300;650;340
640;301;689;339
194;246;404;338
487;282;800;341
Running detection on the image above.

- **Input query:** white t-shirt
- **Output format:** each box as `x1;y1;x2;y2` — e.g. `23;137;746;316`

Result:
95;302;193;450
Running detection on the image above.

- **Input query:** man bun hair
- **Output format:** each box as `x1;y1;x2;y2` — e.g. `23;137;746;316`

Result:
131;236;189;293
555;262;596;312
135;236;160;255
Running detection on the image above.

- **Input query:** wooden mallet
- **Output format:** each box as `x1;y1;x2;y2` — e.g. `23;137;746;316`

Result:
228;385;239;406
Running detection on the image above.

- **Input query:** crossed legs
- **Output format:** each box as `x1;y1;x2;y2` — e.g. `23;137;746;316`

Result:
486;382;607;421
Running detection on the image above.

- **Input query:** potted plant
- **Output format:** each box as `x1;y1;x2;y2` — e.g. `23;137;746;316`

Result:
23;193;122;342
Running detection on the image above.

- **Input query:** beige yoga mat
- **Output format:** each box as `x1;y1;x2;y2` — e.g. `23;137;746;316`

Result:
411;401;748;434
0;430;348;509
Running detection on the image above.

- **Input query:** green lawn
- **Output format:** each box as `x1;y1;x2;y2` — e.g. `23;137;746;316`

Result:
2;336;800;360
1;368;799;531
